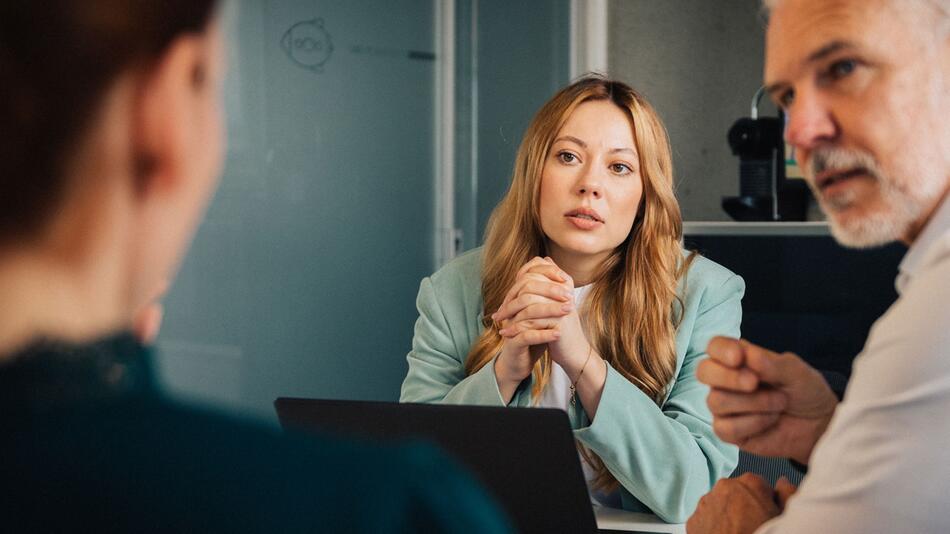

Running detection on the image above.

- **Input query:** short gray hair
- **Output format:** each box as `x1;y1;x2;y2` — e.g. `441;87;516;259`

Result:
763;0;950;17
761;0;950;32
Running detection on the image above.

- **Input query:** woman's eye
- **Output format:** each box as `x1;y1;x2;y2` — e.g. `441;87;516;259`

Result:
610;163;632;174
557;151;578;164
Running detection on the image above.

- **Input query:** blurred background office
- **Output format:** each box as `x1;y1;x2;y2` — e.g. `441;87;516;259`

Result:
158;0;898;421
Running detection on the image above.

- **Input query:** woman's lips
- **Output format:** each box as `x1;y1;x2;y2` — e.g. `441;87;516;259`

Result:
565;214;603;230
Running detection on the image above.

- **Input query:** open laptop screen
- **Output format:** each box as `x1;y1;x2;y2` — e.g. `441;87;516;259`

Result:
274;398;599;534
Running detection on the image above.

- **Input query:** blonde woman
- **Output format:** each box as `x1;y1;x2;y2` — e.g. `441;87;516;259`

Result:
400;76;743;523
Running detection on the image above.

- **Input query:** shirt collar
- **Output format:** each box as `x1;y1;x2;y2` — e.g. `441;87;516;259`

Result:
897;194;950;294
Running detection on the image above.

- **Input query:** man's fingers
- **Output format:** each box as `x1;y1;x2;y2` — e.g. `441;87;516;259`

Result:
738;340;807;385
712;413;781;444
706;338;820;393
707;389;787;416
735;473;780;515
775;479;796;511
706;336;746;368
735;473;772;496
741;340;797;383
696;358;759;392
774;476;798;510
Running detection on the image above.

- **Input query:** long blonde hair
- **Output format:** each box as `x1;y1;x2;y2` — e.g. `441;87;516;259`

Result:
465;75;694;491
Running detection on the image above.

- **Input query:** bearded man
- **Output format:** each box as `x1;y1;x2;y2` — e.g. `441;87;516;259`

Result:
688;0;950;532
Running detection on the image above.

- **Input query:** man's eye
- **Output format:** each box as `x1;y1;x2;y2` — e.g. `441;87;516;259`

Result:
778;90;795;108
829;59;856;79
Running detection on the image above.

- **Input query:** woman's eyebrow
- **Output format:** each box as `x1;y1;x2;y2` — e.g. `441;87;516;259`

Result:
553;137;636;156
554;135;586;147
608;147;636;155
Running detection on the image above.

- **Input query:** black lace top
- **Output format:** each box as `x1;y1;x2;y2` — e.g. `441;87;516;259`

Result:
0;332;511;533
1;332;154;411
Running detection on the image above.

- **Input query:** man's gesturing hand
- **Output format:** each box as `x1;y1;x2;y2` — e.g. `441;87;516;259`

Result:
697;337;838;465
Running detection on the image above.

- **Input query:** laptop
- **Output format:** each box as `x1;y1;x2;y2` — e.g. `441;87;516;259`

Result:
274;398;667;534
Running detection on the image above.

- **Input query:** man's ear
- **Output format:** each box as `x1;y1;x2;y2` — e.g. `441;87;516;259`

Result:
131;34;208;199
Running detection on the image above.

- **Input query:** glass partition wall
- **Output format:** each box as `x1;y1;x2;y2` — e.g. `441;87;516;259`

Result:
157;0;571;419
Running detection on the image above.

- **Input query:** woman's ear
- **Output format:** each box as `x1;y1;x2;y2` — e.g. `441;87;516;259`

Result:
131;33;210;200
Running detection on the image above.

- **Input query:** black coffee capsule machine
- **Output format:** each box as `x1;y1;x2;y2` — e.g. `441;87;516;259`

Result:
722;87;809;221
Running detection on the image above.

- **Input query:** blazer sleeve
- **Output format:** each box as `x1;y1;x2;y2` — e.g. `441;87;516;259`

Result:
573;273;744;523
400;276;508;406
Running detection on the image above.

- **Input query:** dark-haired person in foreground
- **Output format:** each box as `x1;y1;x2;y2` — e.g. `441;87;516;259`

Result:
687;0;950;532
0;2;511;532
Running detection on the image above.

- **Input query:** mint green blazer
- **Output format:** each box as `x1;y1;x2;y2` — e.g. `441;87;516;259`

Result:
399;247;743;523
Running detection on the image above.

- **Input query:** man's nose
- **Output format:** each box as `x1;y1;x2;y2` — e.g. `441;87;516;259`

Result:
784;87;838;152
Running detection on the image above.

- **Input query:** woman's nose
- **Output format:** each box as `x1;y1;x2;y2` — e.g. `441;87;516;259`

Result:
576;168;602;198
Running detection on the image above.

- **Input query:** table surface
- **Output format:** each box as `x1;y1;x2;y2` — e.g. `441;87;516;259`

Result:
683;220;830;236
593;505;685;533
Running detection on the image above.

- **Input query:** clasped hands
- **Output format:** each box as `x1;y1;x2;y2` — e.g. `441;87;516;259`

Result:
490;257;594;400
687;336;840;533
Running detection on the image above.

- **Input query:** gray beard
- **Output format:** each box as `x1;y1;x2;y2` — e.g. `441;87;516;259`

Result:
819;178;923;249
805;147;937;249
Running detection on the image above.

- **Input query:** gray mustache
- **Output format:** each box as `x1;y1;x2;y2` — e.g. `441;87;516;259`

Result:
809;148;880;179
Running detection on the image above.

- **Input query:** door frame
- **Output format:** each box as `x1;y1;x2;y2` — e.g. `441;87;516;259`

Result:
433;0;608;267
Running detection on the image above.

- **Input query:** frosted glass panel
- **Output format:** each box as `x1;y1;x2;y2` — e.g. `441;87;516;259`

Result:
453;0;571;250
156;1;436;419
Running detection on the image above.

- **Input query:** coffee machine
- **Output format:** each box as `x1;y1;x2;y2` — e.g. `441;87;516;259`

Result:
722;87;810;221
